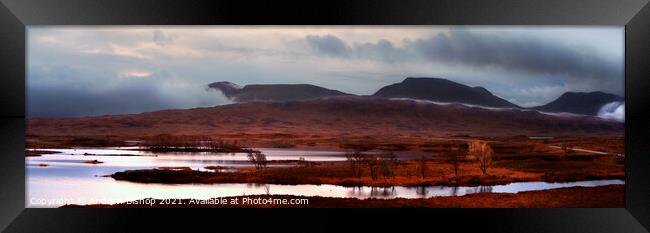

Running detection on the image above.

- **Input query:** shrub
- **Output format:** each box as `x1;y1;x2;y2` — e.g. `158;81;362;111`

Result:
444;144;468;178
345;151;365;178
417;155;428;178
379;151;398;180
469;141;494;175
363;154;380;180
247;151;268;169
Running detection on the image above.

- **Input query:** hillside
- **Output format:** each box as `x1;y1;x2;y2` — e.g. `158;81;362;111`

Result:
373;77;518;108
533;91;624;116
27;97;624;144
208;82;350;102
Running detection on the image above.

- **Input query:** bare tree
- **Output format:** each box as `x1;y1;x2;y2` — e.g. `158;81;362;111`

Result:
247;151;268;169
417;155;428;178
444;144;468;178
345;151;365;178
469;141;494;175
379;151;398;180
364;154;380;180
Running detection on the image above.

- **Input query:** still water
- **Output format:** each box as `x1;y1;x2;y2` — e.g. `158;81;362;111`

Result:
26;148;624;207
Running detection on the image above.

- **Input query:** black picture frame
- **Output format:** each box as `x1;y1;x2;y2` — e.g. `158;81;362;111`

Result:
1;0;649;232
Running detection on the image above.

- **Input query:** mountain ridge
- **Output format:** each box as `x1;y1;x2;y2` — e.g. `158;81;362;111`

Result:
207;77;623;117
372;77;519;108
532;91;623;116
208;82;350;102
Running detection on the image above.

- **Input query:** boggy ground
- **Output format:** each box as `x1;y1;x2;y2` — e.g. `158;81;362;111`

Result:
63;184;624;208
28;134;624;187
110;143;624;187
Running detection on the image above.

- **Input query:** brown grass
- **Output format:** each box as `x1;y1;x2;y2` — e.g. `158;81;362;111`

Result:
26;97;623;149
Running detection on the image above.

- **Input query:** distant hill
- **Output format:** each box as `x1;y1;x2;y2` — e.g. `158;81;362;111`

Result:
373;77;518;108
208;81;350;102
532;91;623;116
210;79;624;117
27;96;623;139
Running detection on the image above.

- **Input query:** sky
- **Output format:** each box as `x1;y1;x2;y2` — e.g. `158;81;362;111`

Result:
27;26;624;117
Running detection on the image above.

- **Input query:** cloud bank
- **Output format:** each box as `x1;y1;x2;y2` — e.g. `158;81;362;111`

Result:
27;66;229;117
597;101;625;122
303;29;622;89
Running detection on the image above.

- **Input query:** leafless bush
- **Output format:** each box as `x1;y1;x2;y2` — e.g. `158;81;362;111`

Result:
364;154;380;180
247;151;268;169
417;155;428;178
379;151;398;180
444;144;468;178
469;141;494;175
345;151;365;178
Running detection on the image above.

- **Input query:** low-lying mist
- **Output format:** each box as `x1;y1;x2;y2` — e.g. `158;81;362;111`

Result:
597;101;625;122
27;73;231;117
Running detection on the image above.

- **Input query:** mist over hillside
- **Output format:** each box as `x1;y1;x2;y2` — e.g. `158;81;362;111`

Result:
207;77;624;122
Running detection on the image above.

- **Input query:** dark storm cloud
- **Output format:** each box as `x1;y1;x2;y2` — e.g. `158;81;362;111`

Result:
354;39;409;63
28;82;226;117
408;29;620;82
28;82;167;117
304;35;350;57
303;29;622;82
27;67;228;117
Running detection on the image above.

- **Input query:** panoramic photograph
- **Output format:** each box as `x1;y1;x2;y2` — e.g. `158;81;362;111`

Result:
25;26;625;208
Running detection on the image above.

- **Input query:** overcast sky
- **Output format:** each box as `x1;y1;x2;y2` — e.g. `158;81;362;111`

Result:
27;26;624;117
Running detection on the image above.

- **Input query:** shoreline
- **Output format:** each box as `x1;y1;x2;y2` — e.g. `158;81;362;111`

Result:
61;184;624;208
25;135;625;155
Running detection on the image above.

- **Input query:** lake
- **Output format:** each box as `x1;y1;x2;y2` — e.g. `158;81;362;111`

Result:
26;147;624;207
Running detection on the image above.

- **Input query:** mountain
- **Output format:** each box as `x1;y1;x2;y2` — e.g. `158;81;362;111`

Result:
208;81;351;102
532;91;624;116
27;96;623;139
373;77;518;108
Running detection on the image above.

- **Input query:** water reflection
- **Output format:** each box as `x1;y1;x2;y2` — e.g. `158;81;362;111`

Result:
26;147;348;173
27;179;624;207
415;186;428;197
465;186;493;195
450;186;459;196
370;187;397;197
346;186;398;198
